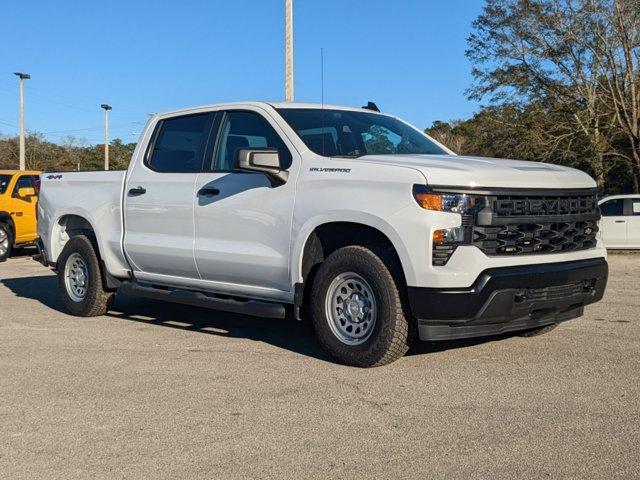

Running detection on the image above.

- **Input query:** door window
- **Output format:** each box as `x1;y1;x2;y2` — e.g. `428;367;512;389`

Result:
600;199;624;216
147;114;212;173
632;199;640;216
214;111;292;171
12;175;37;195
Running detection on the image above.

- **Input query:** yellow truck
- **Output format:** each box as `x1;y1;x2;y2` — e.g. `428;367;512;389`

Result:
0;170;41;262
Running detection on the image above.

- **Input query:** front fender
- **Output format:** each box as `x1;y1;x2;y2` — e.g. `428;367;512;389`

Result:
291;210;417;286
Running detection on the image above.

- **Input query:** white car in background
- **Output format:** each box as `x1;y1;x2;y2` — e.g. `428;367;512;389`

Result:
599;194;640;248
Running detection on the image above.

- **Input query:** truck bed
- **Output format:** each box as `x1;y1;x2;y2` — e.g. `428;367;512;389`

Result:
38;171;130;278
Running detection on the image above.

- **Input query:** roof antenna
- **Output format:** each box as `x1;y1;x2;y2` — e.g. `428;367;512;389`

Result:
321;47;325;109
362;101;380;112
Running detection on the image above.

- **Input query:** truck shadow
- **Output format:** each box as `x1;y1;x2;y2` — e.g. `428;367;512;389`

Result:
1;274;515;364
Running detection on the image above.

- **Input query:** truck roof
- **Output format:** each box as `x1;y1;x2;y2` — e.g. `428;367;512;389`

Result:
0;170;41;175
156;101;383;118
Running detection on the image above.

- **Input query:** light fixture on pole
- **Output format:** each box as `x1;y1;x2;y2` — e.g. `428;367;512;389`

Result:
13;72;30;171
284;0;294;102
101;104;112;170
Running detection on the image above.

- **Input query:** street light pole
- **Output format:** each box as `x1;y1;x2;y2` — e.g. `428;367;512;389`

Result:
14;72;30;170
285;0;294;102
101;104;112;170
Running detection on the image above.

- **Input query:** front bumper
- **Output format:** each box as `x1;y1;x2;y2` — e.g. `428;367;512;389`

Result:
409;258;608;341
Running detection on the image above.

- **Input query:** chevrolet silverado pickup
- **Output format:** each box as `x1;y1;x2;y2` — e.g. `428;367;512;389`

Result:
36;102;608;367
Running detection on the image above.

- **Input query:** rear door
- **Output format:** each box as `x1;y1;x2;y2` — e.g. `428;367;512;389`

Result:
599;198;627;247
124;112;216;280
192;108;298;297
626;197;640;248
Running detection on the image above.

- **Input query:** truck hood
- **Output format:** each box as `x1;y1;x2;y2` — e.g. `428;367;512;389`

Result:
352;154;597;190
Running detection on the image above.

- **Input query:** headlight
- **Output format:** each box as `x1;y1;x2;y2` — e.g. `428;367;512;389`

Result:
412;185;486;266
412;185;481;214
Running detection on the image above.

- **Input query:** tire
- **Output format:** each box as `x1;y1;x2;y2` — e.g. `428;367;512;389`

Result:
517;323;558;337
57;235;115;316
310;245;415;367
0;223;13;262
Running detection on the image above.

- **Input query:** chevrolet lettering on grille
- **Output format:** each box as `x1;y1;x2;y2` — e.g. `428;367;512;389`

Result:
494;197;597;216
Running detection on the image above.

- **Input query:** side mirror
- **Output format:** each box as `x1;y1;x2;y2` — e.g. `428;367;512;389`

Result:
236;148;288;186
18;187;36;198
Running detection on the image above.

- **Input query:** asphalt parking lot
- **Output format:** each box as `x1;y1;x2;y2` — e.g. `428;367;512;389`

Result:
1;251;638;479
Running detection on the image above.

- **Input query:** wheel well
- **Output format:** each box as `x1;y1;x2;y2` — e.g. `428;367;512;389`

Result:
55;215;120;290
298;222;406;313
57;214;95;239
55;215;99;263
0;212;15;232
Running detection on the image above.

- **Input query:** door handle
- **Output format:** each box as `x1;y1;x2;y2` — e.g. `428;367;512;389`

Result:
197;187;220;197
128;186;146;196
614;220;626;223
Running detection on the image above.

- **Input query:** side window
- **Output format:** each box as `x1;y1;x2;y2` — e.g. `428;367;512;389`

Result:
147;114;211;173
13;175;35;194
214;111;292;171
600;199;624;216
632;199;640;216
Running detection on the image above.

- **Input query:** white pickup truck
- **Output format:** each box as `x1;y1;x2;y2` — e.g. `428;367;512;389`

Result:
37;101;608;367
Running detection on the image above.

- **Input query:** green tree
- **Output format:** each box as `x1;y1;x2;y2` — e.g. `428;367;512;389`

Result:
466;0;640;191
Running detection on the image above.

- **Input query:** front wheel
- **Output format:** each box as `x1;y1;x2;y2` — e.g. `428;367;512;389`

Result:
57;235;114;316
0;223;13;262
310;245;415;367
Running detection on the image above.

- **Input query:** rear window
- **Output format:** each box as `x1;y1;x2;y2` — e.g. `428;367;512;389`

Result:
147;114;212;173
0;175;12;194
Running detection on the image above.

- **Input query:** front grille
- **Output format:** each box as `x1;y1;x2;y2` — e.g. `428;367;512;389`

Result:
431;188;600;265
493;194;597;217
473;220;599;255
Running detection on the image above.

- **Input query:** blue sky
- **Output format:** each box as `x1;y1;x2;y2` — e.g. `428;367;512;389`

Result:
0;0;484;145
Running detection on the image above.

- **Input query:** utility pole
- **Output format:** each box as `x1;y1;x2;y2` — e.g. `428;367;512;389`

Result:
284;0;294;102
13;72;30;170
101;104;112;170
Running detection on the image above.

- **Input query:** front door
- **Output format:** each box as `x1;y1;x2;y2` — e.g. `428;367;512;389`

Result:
626;197;640;248
193;109;297;296
124;112;215;280
11;174;39;243
600;198;627;247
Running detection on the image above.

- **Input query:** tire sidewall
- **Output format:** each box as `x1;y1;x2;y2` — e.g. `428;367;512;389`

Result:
57;236;106;316
311;247;404;365
0;223;13;262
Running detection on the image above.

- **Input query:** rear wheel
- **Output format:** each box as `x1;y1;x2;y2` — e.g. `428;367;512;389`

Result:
310;245;415;367
57;235;114;316
0;223;13;262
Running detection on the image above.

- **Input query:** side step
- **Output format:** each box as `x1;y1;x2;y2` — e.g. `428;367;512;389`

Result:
119;282;286;319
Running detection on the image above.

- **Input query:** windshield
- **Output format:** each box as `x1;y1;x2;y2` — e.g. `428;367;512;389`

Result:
0;175;12;195
277;108;448;158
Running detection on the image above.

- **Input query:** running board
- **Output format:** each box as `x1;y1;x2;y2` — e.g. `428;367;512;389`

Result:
119;282;286;319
